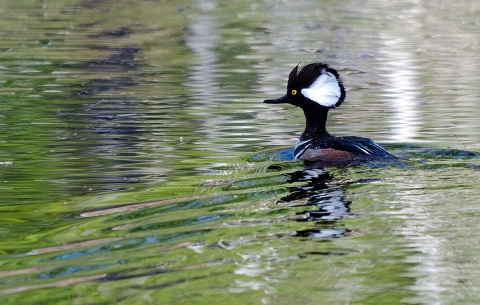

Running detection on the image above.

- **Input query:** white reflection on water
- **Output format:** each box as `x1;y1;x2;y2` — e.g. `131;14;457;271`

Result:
185;0;219;106
185;1;230;146
380;39;419;143
393;186;452;304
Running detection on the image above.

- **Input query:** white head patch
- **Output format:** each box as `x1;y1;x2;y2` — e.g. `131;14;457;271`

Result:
301;69;342;107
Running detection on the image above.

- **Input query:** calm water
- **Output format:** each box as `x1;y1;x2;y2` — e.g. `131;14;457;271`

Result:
1;0;480;304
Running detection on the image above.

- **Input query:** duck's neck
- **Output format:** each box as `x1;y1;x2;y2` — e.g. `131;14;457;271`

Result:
300;104;330;141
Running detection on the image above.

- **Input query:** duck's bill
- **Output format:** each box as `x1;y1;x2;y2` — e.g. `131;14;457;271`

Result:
263;95;288;104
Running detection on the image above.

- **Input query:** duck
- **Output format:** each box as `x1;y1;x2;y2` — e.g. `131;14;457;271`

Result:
264;62;395;163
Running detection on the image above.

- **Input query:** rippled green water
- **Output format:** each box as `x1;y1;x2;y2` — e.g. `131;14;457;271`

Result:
1;0;480;304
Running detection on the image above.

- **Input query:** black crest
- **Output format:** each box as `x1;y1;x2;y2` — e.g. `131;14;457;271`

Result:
287;62;346;108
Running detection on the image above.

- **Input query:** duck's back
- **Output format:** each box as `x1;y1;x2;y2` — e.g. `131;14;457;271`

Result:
295;135;395;162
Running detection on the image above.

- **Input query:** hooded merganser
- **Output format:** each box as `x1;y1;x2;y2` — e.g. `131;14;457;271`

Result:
264;62;395;162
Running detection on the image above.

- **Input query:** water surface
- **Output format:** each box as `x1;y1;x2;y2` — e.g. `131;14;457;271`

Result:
1;0;480;304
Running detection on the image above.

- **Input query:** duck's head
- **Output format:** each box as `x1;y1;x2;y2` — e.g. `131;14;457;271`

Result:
264;62;346;109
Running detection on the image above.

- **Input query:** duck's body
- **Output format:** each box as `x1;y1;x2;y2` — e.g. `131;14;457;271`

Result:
294;134;393;162
264;62;395;163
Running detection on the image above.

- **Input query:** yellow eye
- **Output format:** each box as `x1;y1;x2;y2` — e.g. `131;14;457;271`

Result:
291;89;297;96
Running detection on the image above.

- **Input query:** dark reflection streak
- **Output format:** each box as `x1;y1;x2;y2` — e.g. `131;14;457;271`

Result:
101;266;226;289
275;164;351;239
101;268;171;282
304;251;346;256
143;272;226;290
144;277;192;290
57;42;157;192
86;27;133;38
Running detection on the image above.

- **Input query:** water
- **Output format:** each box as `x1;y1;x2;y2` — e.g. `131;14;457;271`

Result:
1;0;480;304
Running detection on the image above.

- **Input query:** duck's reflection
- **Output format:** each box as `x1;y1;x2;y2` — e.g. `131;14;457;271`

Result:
278;165;351;238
